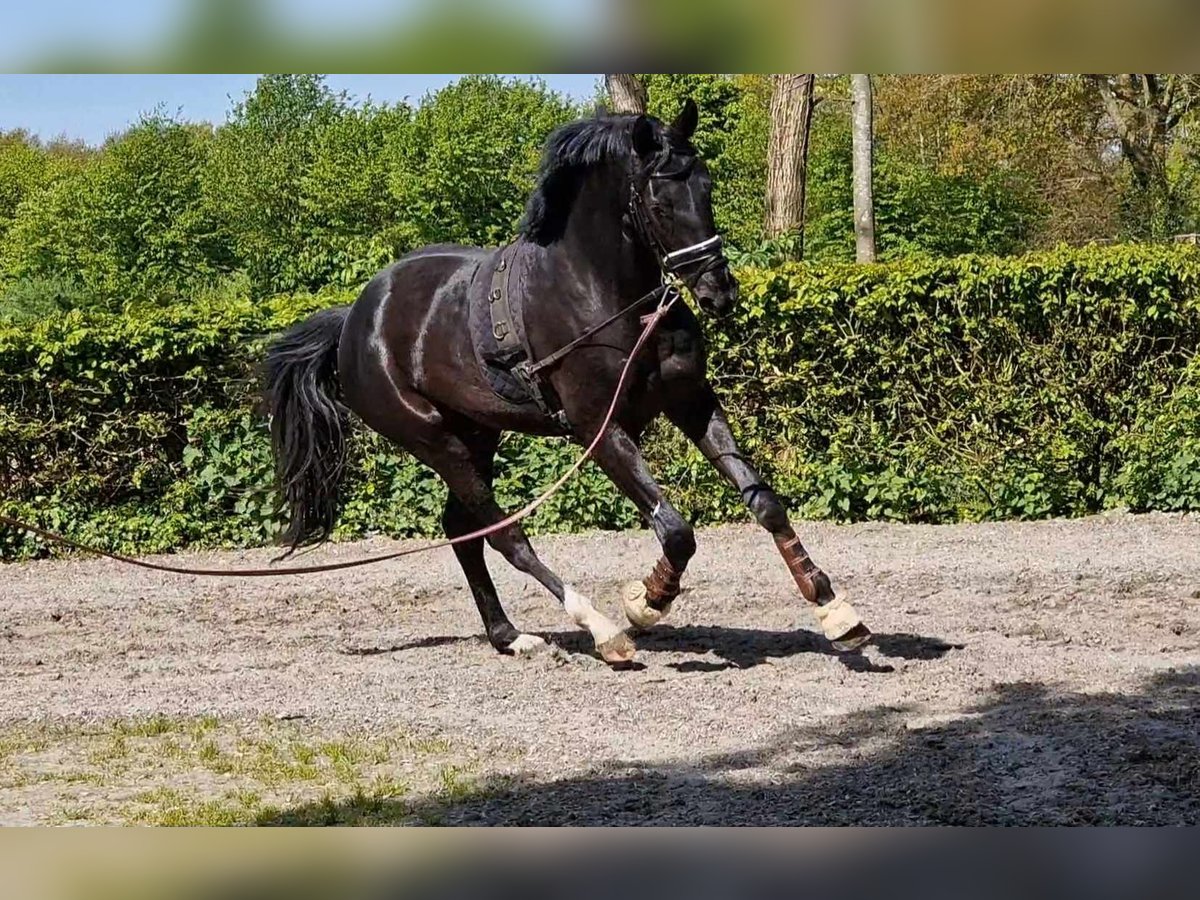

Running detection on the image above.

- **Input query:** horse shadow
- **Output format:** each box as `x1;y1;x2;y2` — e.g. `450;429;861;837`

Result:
633;624;959;673
353;625;962;673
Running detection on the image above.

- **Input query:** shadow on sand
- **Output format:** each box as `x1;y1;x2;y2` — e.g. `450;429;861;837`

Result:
267;644;1200;825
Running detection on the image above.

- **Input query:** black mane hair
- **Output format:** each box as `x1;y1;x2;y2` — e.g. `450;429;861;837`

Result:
520;112;675;246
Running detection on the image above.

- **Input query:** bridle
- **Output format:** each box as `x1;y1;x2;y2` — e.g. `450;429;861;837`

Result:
513;152;731;383
627;150;730;292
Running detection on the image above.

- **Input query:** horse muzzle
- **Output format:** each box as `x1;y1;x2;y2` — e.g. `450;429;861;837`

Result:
693;265;738;318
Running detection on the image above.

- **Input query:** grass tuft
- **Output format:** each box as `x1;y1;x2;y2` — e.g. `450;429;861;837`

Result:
0;716;466;825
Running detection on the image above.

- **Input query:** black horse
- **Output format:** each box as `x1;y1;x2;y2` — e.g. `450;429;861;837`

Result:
264;100;869;664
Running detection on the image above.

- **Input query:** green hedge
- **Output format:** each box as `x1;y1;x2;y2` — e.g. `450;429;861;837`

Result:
3;244;1200;560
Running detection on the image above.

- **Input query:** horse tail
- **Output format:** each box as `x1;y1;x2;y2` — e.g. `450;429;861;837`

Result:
263;306;352;554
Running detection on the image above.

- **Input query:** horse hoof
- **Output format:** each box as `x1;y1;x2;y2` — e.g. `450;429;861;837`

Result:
813;595;871;652
830;623;873;653
621;581;671;630
507;633;548;656
597;631;637;665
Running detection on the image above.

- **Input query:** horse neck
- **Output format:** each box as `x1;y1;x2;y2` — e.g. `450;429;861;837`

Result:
551;163;660;305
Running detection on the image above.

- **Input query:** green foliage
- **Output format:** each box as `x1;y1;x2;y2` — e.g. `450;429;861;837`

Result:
3;245;1200;561
710;244;1200;524
805;102;1041;263
0;75;577;309
0;73;1095;320
5;75;1200;559
0;131;83;241
1112;357;1200;511
1;117;225;307
0;273;89;323
299;102;414;288
642;74;771;249
386;75;577;247
204;74;350;295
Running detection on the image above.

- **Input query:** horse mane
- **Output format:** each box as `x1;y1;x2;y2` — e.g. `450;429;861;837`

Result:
518;113;645;245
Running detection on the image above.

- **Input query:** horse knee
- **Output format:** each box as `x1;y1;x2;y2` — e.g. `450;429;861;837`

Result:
748;488;790;535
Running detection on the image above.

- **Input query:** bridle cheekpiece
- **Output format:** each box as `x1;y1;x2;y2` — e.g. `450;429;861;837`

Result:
628;150;728;294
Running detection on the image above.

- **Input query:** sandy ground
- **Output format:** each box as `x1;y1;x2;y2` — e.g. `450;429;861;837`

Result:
2;511;1199;825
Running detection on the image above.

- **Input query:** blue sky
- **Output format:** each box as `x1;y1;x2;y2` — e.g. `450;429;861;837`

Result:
0;74;603;145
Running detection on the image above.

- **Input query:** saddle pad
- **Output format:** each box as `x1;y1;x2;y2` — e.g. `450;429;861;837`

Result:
468;242;535;405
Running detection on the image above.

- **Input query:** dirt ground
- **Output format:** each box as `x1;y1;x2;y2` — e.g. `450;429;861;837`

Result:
2;511;1199;825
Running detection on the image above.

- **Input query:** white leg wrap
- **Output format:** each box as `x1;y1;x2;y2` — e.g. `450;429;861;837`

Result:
564;586;621;645
621;581;671;629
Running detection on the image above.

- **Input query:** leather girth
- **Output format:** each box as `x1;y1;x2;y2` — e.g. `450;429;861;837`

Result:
469;241;571;434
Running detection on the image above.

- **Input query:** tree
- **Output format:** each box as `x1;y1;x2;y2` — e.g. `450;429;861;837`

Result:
0;131;87;245
850;74;876;262
298;101;414;288
604;75;647;114
203;74;346;295
386;76;574;248
873;75;1114;247
764;74;815;255
641;74;772;249
2;117;224;306
804;76;1043;262
1086;74;1200;236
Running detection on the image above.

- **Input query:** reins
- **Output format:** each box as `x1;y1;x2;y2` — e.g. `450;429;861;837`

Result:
522;281;667;379
2;159;729;579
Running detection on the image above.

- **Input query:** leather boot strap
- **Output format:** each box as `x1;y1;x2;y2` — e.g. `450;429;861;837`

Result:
643;556;682;610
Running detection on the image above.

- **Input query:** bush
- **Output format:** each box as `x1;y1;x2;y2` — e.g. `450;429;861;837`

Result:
1112;356;1200;512
708;244;1200;523
2;244;1200;560
0;274;90;323
385;75;577;247
2;118;228;308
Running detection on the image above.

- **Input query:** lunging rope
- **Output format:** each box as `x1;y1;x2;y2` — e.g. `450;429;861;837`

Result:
0;289;680;577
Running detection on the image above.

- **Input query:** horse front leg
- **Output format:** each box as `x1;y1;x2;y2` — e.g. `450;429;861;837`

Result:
666;383;871;651
583;420;695;629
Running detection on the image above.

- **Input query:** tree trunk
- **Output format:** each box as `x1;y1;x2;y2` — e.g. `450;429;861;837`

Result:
851;74;877;263
605;75;647;114
1090;75;1168;193
1084;74;1195;235
764;74;815;255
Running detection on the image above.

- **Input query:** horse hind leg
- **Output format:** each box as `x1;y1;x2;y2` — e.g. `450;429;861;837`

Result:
348;379;553;656
439;436;632;663
360;388;632;663
439;460;633;663
443;493;544;656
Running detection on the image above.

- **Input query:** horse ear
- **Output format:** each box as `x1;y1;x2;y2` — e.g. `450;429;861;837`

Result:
671;98;698;140
631;115;660;158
